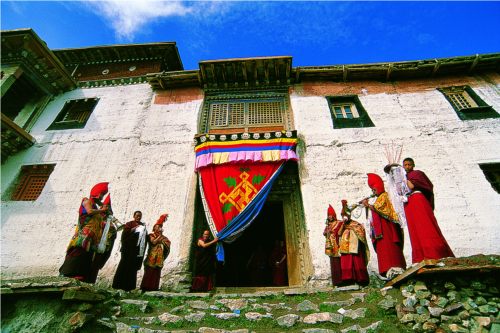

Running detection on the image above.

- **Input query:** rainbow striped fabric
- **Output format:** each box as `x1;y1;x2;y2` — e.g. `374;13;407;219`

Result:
194;131;298;170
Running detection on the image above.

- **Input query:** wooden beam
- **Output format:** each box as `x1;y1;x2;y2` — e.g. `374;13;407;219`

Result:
418;264;500;275
241;62;248;86
384;259;438;287
432;59;440;76
264;61;270;84
158;76;165;90
386;64;393;81
342;65;348;82
468;54;480;73
274;60;280;84
221;63;227;85
253;61;258;85
210;64;216;87
199;64;208;83
231;62;236;84
285;59;291;81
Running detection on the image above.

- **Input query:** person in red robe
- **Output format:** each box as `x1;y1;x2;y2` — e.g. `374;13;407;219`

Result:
269;240;288;286
323;204;343;286
339;200;370;286
140;214;171;291
362;173;406;278
112;211;147;291
59;182;109;282
191;230;218;292
87;193;119;283
403;158;454;263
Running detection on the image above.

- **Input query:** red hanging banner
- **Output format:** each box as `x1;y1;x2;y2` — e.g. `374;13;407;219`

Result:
199;162;283;232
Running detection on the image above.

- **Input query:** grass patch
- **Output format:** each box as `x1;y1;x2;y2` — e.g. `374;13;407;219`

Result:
110;285;412;332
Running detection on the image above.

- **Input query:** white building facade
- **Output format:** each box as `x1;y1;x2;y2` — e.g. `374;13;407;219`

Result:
1;29;499;289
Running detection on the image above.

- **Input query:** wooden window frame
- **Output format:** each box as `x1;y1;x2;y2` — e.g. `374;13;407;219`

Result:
47;98;99;130
327;95;374;129
200;89;292;134
438;86;498;121
330;103;360;119
479;163;500;194
208;98;285;129
10;164;55;201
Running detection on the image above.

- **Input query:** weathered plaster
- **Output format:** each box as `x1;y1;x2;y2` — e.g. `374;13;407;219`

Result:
1;77;499;289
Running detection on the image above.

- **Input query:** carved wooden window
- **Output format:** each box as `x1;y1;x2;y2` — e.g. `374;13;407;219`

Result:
47;98;99;130
11;164;55;201
208;99;285;129
442;87;477;110
327;95;374;129
438;86;498;121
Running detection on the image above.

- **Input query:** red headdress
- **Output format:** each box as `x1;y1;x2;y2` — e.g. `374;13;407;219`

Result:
327;204;337;220
90;182;109;198
367;173;385;195
155;213;168;226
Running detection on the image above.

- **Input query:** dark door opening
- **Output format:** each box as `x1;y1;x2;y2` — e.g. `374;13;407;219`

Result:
216;201;288;287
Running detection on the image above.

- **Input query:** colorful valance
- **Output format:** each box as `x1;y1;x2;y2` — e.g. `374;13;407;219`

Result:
194;131;298;171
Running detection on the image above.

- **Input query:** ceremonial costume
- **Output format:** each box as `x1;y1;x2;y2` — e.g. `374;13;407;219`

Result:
323;205;344;286
140;214;171;291
59;182;108;282
339;200;370;286
366;173;406;277
88;193;118;283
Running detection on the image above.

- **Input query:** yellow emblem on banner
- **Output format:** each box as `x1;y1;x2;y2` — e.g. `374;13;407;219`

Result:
219;171;258;212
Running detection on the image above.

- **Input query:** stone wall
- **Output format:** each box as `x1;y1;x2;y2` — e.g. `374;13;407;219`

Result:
394;271;499;332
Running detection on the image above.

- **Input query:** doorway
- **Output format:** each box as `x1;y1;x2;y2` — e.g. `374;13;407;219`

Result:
191;162;312;289
216;201;288;287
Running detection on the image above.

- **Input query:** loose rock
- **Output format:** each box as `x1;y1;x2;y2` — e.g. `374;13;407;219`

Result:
276;314;300;327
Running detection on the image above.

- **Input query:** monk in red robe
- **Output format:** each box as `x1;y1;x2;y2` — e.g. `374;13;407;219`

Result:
269;240;288;286
403;158;454;263
362;174;406;278
323;204;343;286
59;182;109;282
141;214;171;291
339;200;370;286
191;230;218;292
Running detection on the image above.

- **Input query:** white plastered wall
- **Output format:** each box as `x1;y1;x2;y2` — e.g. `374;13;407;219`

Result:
1;84;203;286
1;77;499;287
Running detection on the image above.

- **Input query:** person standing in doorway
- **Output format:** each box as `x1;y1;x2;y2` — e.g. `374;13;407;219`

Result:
191;230;218;292
323;204;344;286
402;158;454;264
112;211;147;291
269;240;287;286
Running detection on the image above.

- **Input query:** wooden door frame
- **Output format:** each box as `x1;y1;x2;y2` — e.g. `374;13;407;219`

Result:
268;167;313;287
